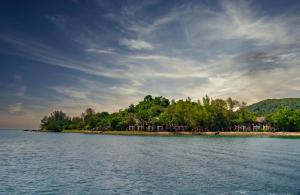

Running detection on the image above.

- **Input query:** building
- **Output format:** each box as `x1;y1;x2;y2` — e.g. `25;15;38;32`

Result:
137;125;145;131
157;126;164;131
128;125;136;131
173;126;188;131
147;125;156;131
255;117;270;131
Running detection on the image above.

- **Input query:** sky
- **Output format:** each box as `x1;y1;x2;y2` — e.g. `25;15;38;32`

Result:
0;0;300;129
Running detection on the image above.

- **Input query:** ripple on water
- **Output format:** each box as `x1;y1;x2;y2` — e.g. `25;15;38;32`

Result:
0;130;299;194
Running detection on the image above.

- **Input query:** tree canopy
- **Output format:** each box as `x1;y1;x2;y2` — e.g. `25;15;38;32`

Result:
40;95;300;132
248;98;300;115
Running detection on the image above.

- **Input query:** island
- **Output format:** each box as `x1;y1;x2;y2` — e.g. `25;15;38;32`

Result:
37;95;300;136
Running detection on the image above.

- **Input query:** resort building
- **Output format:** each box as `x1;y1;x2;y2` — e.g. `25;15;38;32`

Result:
128;125;136;131
173;126;188;131
157;126;164;131
234;117;275;131
147;125;156;131
137;125;145;131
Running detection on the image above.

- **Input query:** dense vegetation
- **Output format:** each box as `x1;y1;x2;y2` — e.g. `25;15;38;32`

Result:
248;98;300;116
40;95;300;132
267;108;300;131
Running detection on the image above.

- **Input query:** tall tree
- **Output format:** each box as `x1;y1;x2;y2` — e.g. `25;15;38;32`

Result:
40;111;70;132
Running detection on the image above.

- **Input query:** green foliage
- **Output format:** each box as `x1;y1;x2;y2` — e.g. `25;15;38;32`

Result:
268;108;300;131
109;113;124;130
41;95;300;132
159;99;195;127
248;98;300;116
67;117;84;130
233;107;256;125
40;111;70;132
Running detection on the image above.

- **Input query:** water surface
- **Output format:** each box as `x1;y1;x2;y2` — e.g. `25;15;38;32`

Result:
0;130;299;194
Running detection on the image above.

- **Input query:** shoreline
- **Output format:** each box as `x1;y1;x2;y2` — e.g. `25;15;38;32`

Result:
53;130;300;137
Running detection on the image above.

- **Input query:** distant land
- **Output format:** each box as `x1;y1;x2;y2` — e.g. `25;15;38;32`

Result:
248;98;300;116
39;95;300;133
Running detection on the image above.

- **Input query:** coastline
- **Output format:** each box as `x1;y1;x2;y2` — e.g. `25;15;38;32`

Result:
54;130;300;137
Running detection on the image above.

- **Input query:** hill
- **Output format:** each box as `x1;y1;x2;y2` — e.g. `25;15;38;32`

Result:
248;98;300;116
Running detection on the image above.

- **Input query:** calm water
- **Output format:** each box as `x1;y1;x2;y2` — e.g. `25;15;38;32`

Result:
0;130;300;194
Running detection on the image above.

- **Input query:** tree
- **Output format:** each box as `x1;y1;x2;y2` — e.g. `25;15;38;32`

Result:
209;99;229;131
82;108;97;129
144;95;153;102
226;97;240;130
232;101;256;127
67;117;84;130
40;111;70;132
270;107;300;131
233;108;256;126
109;113;126;130
42;95;298;132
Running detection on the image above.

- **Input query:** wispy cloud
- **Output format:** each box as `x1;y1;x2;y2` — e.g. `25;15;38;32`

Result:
0;34;126;78
48;78;144;115
1;0;300;128
49;86;89;100
202;1;298;45
8;102;24;114
119;39;154;50
85;48;115;54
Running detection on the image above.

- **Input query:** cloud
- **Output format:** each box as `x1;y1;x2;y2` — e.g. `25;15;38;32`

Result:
85;48;114;54
49;86;89;100
195;1;298;46
0;34;126;79
3;1;299;106
8;102;24;114
119;39;154;50
47;79;144;115
1;0;300;129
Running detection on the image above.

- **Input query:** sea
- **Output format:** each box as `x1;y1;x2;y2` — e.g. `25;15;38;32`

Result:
0;129;299;194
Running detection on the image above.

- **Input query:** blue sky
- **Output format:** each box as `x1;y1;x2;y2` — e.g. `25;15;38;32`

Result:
1;0;300;128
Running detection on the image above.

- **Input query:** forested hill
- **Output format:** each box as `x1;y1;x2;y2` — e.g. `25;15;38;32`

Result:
248;98;300;116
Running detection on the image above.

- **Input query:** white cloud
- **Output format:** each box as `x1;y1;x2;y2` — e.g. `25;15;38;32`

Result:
119;39;154;50
128;15;176;37
48;79;144;116
85;48;114;54
198;1;297;45
49;86;89;100
0;34;125;79
2;0;300;128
